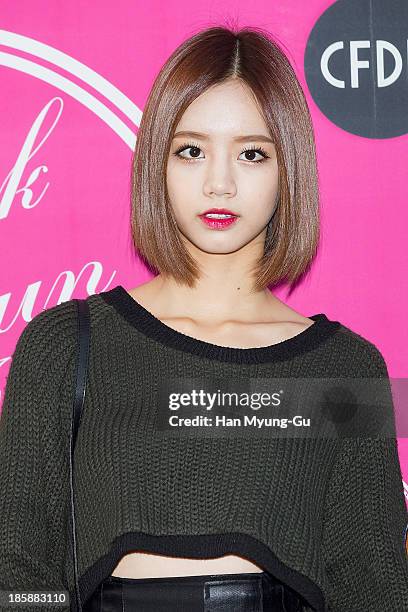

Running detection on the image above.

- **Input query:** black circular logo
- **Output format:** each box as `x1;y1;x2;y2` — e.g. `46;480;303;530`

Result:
304;0;408;138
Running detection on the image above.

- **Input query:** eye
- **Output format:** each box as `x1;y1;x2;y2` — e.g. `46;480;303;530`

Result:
238;146;270;164
173;141;204;163
173;142;270;164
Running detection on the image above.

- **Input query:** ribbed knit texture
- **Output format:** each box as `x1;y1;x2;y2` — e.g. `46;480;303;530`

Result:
0;285;407;612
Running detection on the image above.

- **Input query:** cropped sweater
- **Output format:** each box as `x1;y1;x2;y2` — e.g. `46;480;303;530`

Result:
0;284;407;612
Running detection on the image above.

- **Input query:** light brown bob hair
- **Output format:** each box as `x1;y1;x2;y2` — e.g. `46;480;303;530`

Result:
130;24;319;292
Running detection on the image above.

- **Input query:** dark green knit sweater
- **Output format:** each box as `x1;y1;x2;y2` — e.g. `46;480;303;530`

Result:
0;285;407;612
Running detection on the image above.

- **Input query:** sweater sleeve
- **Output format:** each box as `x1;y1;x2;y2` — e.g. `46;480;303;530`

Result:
0;303;77;612
321;343;408;612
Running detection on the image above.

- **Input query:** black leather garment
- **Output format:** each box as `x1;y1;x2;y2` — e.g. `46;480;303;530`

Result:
82;571;305;611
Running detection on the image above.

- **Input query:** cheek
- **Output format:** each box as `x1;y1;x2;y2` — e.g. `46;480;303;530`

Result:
166;162;195;207
241;168;279;217
166;175;195;229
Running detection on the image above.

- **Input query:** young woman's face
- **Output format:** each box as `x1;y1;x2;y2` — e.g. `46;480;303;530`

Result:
166;79;279;256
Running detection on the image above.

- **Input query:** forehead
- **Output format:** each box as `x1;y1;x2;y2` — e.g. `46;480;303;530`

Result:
174;80;269;139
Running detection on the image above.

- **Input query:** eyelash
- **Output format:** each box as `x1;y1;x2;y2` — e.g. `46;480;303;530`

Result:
173;141;270;164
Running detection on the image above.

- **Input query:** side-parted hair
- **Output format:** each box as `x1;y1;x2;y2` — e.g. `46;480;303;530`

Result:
130;24;319;292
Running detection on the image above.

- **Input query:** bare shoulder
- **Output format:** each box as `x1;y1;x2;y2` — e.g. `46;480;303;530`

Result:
262;296;316;328
127;277;162;305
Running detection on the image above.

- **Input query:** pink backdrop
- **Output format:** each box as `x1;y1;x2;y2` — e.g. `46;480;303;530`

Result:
1;0;407;508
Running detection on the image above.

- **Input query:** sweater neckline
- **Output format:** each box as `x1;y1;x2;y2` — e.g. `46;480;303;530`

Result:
100;284;341;364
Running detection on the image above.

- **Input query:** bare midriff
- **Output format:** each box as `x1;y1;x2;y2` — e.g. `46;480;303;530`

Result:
111;552;264;578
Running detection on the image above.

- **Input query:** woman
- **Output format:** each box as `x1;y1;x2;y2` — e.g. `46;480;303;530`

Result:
0;25;407;612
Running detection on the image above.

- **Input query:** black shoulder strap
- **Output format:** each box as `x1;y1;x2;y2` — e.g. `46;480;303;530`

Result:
69;298;91;612
72;299;91;449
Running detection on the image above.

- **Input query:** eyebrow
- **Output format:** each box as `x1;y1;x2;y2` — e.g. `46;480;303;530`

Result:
173;130;274;144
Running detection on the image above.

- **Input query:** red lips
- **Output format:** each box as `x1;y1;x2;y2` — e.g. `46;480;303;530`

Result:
200;207;239;216
198;208;240;230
